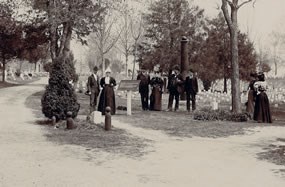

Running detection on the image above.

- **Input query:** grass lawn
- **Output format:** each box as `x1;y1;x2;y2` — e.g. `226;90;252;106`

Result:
25;89;285;162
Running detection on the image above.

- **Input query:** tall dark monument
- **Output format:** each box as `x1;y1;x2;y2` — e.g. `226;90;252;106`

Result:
180;36;189;100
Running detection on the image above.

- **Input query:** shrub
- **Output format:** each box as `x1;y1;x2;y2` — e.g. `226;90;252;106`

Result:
193;107;248;122
41;57;80;122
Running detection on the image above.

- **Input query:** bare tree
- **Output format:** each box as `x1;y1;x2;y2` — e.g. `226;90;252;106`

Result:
221;0;255;113
131;14;144;80
116;2;133;77
270;31;285;76
89;0;122;74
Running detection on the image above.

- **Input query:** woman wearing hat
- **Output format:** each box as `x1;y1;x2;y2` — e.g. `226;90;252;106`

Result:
253;72;272;123
98;67;117;115
149;67;164;111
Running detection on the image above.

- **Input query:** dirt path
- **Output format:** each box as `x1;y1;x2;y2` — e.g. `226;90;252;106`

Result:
1;78;285;187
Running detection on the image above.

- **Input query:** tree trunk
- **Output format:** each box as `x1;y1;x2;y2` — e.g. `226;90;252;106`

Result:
2;56;5;82
223;77;227;93
126;54;128;77
132;41;137;80
274;59;277;76
230;10;242;113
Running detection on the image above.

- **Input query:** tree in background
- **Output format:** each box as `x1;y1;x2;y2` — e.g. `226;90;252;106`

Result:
23;0;102;62
141;0;206;72
0;1;22;82
221;0;255;113
88;0;123;74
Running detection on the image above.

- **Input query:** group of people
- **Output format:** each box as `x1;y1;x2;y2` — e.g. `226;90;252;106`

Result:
137;65;198;112
246;72;272;123
86;66;116;120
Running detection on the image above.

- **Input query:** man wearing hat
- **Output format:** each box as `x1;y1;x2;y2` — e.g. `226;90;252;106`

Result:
185;69;198;112
167;65;184;111
86;66;100;118
137;68;150;110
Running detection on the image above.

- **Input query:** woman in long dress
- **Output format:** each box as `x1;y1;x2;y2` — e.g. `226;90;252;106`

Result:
149;71;164;111
246;72;257;119
253;73;272;123
98;68;116;115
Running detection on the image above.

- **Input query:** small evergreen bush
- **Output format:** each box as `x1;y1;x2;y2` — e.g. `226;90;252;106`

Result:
193;107;248;122
41;57;80;122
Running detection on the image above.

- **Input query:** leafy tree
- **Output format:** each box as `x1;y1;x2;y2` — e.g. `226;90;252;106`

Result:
24;0;103;61
194;13;257;92
0;1;22;82
141;0;206;72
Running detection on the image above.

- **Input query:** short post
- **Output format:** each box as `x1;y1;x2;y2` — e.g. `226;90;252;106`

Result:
52;116;56;126
105;106;112;131
127;90;132;115
66;111;76;129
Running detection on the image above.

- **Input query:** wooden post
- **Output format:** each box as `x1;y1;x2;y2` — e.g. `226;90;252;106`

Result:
127;90;132;115
105;106;111;131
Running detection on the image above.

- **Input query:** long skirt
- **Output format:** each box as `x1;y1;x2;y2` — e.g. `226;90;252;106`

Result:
98;86;116;115
253;92;272;123
150;87;162;111
246;90;255;118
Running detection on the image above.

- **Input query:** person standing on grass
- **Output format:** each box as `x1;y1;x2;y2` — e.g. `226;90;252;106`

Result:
246;72;258;119
98;67;116;115
166;65;184;111
253;72;272;123
137;69;150;111
149;68;164;111
86;66;100;120
185;69;198;112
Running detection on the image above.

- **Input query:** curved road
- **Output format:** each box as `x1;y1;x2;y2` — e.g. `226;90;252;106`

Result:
0;78;285;186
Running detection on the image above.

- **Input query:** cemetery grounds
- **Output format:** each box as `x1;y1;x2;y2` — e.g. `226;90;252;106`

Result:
1;76;285;186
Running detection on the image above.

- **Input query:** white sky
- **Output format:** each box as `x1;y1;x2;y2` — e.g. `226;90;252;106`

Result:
194;0;285;47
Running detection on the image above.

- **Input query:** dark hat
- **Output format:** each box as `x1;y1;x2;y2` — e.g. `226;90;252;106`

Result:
173;65;180;71
93;66;98;71
257;72;265;81
250;72;257;77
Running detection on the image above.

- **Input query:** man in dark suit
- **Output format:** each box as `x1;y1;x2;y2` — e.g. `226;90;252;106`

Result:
185;69;198;112
86;66;100;114
137;69;150;110
167;65;184;111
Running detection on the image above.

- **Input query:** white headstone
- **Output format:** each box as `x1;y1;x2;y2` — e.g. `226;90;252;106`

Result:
91;111;104;124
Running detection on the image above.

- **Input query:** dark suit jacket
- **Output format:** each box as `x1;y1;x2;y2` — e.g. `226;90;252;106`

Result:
167;73;184;94
87;74;100;94
185;76;198;95
137;73;150;94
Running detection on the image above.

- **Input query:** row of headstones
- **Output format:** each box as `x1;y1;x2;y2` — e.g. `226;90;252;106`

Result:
5;70;33;81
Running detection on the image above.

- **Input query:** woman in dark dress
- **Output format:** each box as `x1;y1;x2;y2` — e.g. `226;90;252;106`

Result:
98;68;116;115
149;70;164;111
253;73;272;123
246;72;258;119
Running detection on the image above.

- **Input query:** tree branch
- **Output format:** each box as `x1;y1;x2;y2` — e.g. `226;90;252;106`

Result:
225;0;234;8
221;0;233;30
238;0;254;9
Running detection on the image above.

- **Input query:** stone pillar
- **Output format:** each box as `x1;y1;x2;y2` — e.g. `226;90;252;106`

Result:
180;36;189;100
